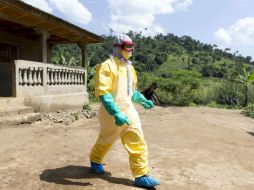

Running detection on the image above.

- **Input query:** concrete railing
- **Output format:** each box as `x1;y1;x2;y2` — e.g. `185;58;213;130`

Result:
14;60;87;97
46;68;84;86
18;67;43;87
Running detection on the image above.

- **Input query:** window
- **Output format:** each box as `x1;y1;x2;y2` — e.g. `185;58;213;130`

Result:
0;44;9;63
10;45;18;61
0;43;19;63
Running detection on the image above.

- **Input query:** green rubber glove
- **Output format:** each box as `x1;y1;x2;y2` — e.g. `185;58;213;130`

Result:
132;90;154;109
100;93;131;126
141;100;154;109
114;112;131;126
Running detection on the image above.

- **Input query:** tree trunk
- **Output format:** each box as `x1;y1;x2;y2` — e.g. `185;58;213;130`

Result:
244;85;248;107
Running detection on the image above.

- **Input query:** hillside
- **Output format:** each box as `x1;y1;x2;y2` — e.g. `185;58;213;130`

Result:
51;32;254;109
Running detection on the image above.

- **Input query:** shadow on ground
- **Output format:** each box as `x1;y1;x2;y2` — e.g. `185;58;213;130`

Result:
247;132;254;137
40;165;134;187
40;165;157;189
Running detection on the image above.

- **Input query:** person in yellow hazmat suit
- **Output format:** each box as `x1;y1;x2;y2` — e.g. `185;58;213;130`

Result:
89;34;160;188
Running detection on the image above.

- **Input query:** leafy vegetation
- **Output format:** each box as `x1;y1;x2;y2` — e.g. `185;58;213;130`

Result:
51;44;81;66
243;103;254;118
234;68;254;106
51;31;254;113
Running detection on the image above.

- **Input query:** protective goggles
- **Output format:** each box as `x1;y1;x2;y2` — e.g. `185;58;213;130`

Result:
121;44;134;51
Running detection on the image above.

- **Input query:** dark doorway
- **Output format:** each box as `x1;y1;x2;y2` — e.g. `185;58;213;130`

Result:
0;43;18;96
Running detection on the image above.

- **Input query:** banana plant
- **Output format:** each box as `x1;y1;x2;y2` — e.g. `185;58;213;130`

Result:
235;68;254;106
52;53;80;66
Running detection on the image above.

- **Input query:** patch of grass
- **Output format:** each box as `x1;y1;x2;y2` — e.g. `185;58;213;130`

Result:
207;101;242;109
243;104;254;118
82;104;92;111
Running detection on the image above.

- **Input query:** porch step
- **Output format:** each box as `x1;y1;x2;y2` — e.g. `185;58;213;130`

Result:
0;112;42;126
0;97;25;106
0;105;34;116
0;97;41;126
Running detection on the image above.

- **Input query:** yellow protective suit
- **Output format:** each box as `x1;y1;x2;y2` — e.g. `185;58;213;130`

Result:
89;55;149;178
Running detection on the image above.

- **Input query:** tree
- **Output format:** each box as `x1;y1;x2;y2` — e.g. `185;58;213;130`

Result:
245;56;252;64
235;68;254;106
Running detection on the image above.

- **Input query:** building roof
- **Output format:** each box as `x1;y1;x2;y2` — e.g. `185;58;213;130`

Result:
0;0;104;44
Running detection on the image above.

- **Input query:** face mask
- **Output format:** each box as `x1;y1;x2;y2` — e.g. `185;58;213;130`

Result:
122;50;132;60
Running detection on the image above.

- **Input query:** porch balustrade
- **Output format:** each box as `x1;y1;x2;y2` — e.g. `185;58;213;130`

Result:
15;60;87;97
18;67;43;86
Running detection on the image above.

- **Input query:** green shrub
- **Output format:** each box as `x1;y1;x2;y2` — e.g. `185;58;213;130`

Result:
213;81;244;107
138;70;201;106
87;78;98;102
156;89;173;105
207;101;223;108
248;85;254;104
82;104;92;111
243;104;254;118
193;87;212;105
167;70;201;106
193;78;223;105
189;102;197;107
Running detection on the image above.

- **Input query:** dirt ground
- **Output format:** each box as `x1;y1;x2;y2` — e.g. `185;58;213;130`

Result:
1;105;254;190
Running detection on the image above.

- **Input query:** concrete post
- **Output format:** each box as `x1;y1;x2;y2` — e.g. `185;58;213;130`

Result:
79;43;88;86
37;29;50;63
42;30;48;63
79;44;88;68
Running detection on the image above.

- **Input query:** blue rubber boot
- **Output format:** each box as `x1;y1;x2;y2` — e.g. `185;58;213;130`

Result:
90;162;104;174
135;175;160;188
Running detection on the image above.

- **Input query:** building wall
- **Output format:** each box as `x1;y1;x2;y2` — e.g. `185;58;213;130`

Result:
0;31;41;96
0;31;41;62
